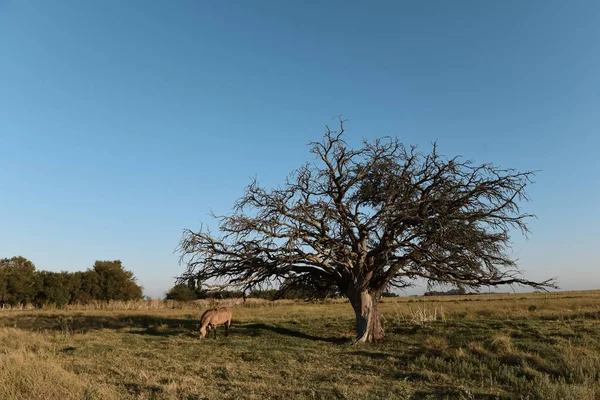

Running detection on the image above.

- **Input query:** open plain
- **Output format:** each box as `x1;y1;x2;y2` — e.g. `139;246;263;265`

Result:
1;290;599;400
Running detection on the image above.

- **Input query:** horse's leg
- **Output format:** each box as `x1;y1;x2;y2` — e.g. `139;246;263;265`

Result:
225;319;230;337
214;324;217;339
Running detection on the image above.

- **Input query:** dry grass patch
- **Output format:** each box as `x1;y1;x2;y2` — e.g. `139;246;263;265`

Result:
0;329;118;400
0;290;599;399
452;347;469;360
0;353;117;400
467;341;489;358
489;334;514;355
0;328;54;355
422;336;450;356
526;375;599;400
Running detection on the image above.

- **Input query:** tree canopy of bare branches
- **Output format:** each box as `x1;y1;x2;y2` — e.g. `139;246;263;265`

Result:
179;121;556;342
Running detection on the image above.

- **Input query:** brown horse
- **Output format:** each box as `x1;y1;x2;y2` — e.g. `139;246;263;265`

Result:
199;307;232;339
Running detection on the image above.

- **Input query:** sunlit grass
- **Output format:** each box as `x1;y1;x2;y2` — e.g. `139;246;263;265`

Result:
0;290;598;399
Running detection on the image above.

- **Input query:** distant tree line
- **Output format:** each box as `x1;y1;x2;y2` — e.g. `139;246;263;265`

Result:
0;256;143;307
165;283;319;302
165;278;397;301
422;287;513;296
423;287;467;296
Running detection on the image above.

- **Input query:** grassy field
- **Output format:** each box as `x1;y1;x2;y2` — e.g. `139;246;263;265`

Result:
1;291;599;400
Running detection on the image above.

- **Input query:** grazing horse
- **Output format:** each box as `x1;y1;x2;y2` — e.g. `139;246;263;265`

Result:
199;307;232;339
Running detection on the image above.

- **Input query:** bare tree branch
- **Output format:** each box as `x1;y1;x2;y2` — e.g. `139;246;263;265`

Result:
178;120;556;341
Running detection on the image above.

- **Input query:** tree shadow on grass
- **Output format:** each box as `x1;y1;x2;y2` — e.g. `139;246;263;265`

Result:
350;350;396;359
128;328;199;338
0;314;350;343
234;323;351;344
0;313;198;336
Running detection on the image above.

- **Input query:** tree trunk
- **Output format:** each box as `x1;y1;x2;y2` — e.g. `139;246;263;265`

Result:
349;288;384;343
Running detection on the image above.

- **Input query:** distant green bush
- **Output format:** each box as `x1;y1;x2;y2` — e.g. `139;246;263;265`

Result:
165;284;198;302
423;287;467;296
0;256;143;307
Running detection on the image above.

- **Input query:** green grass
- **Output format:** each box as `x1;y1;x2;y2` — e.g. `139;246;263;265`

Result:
1;291;599;399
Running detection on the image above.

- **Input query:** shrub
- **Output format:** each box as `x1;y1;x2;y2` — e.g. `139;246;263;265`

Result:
165;285;197;302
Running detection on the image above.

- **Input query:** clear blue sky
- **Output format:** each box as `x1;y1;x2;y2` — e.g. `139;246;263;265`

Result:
1;1;598;298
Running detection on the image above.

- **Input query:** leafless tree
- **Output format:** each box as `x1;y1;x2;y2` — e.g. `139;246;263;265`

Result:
178;120;556;342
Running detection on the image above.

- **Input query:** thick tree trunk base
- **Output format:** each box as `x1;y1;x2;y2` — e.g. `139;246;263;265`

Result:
350;289;384;343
